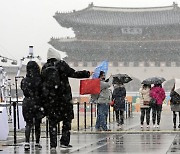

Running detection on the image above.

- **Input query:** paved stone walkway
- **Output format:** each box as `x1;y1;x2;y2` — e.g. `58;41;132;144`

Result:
1;107;180;153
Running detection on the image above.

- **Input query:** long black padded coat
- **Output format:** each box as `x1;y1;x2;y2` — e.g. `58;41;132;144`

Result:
112;86;126;111
41;58;90;123
21;61;44;123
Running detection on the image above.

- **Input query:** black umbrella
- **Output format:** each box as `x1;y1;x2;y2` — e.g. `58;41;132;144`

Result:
142;77;166;85
112;74;132;84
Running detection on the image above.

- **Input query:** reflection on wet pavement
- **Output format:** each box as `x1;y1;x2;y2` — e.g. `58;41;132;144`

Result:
167;135;180;153
1;112;180;153
89;134;174;154
1;132;180;153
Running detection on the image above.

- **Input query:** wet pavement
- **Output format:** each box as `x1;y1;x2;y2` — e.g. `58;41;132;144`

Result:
1;107;180;153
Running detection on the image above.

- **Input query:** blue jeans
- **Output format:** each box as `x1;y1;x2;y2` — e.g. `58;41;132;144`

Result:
95;103;109;130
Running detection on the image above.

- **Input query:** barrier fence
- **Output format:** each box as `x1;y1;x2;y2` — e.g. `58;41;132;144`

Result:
0;100;132;144
0;76;132;144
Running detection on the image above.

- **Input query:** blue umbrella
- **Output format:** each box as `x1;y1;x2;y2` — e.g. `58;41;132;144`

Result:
92;61;108;79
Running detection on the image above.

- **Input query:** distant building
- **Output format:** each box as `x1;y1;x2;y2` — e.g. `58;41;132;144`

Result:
50;2;180;65
2;3;180;98
48;2;180;92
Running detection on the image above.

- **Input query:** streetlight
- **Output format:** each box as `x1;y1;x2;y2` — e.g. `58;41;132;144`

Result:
0;55;17;65
1;58;7;63
11;60;17;65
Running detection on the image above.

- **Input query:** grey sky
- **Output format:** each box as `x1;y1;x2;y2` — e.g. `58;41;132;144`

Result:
0;0;179;65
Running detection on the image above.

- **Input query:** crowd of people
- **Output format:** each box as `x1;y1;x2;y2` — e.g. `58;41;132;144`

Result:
139;81;180;130
20;48;180;152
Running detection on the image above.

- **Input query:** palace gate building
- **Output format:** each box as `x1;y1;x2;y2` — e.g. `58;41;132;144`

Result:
3;2;180;98
48;2;180;93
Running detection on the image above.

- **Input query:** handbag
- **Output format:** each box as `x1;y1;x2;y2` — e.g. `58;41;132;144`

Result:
149;98;156;107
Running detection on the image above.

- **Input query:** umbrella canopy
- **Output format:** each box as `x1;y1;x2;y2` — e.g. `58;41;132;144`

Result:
92;61;108;79
112;74;132;84
142;77;166;85
175;78;180;95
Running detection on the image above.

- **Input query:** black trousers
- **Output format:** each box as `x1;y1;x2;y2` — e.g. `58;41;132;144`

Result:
140;108;151;125
152;104;162;125
49;118;71;148
115;110;124;125
173;111;180;126
25;118;41;143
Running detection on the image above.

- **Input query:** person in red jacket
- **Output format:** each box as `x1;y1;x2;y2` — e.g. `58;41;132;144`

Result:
150;83;166;129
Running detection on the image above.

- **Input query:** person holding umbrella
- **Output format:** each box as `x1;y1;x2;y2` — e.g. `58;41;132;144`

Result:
95;71;113;131
150;83;166;129
170;82;180;129
111;73;132;129
139;84;151;129
112;82;126;129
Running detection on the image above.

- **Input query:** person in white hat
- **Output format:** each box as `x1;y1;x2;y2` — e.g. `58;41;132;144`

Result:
41;48;93;151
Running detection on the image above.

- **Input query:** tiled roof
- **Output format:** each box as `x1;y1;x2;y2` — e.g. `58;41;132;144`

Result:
49;38;180;62
54;3;180;27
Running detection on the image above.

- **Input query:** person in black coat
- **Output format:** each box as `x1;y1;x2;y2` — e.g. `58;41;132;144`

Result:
112;82;126;129
170;83;180;129
41;48;92;151
21;61;44;151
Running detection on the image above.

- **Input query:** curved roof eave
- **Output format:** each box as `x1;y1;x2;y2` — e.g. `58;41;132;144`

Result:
55;2;180;14
54;3;180;27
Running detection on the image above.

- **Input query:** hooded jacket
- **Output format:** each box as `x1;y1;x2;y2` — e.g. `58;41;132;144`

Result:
42;49;90;122
139;86;151;108
97;77;113;104
21;61;43;122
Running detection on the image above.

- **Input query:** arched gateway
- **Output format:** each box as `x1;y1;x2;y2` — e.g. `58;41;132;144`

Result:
49;2;180;92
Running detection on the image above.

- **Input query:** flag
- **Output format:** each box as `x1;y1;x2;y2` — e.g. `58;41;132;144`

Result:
92;61;108;79
80;79;100;95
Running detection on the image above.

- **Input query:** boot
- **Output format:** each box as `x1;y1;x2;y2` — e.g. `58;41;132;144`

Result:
173;112;177;129
24;143;30;151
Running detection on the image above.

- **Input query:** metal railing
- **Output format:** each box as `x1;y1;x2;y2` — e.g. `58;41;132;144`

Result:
0;100;132;144
0;76;133;145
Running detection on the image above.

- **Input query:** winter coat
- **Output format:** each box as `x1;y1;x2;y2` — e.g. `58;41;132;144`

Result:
150;86;166;105
21;61;44;123
112;85;126;111
97;79;112;104
41;58;90;122
139;87;151;108
170;90;180;111
170;90;180;104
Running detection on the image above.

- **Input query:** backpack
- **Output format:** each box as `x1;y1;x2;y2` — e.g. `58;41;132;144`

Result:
41;62;61;96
